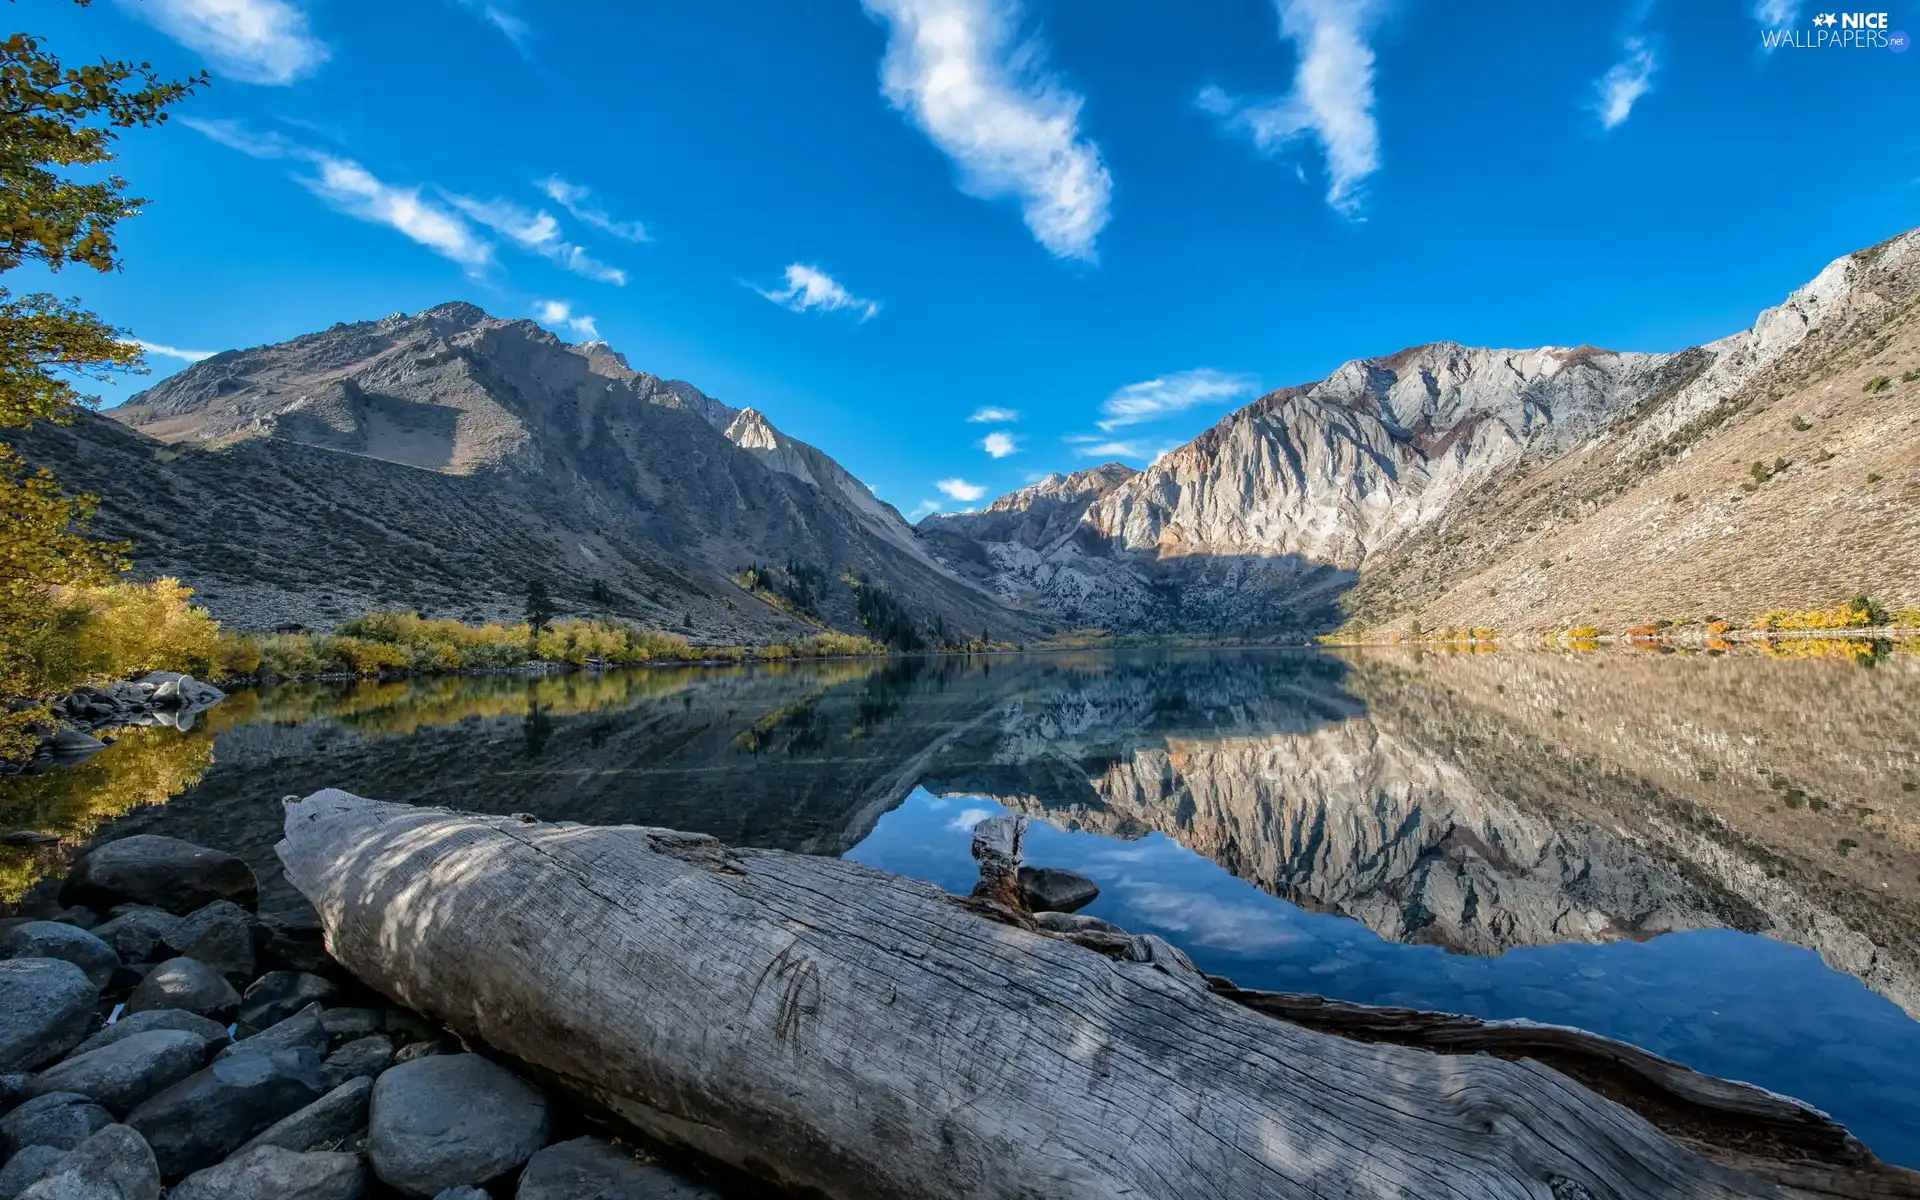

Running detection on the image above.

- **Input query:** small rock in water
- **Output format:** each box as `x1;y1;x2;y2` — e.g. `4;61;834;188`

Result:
169;1144;363;1200
125;1044;327;1179
322;1034;392;1088
24;1030;208;1116
1017;866;1100;914
217;1003;326;1063
368;1054;550;1196
0;922;121;990
71;1008;230;1058
0;1145;66;1200
166;902;255;982
16;1123;160;1200
46;729;106;760
1;1093;114;1156
516;1136;723;1199
0;959;99;1072
59;836;258;917
239;973;338;1031
0;832;61;848
234;1076;373;1156
125;958;240;1023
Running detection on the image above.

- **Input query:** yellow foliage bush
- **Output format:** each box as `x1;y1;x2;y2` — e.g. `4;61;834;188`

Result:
1756;596;1887;632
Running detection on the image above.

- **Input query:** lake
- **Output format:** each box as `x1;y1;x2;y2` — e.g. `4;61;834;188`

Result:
5;646;1918;1165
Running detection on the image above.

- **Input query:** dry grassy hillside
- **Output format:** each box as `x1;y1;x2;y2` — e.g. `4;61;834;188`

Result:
1345;242;1920;636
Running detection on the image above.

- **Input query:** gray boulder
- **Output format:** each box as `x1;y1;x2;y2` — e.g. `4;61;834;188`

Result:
124;959;237;1023
0;924;119;990
321;1035;391;1089
59;837;257;917
367;1054;550;1196
516;1137;722;1199
85;911;180;966
0;1146;66;1200
0;960;98;1072
169;1145;362;1200
46;730;106;760
1;1094;113;1156
166;903;254;982
431;1191;487;1200
124;1045;326;1179
24;1031;207;1116
16;1124;159;1200
70;1010;229;1059
238;974;336;1031
318;1009;382;1040
1017;866;1099;914
216;1004;326;1063
254;904;329;975
234;1076;372;1155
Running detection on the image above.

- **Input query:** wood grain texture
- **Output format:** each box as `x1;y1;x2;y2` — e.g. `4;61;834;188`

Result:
278;789;1878;1200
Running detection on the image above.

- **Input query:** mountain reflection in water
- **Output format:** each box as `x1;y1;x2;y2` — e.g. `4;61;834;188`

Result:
5;647;1918;1163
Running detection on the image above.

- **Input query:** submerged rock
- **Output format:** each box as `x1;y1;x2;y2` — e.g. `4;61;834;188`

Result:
367;1054;550;1196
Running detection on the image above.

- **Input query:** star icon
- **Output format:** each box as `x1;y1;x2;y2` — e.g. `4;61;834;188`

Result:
1813;12;1837;25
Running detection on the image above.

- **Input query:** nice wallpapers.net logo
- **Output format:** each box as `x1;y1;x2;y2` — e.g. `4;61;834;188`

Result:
1762;11;1909;49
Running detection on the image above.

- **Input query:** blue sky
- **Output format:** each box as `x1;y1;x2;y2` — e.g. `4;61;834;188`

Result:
23;0;1919;517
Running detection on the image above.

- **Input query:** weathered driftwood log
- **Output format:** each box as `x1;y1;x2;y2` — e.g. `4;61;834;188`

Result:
278;790;1910;1200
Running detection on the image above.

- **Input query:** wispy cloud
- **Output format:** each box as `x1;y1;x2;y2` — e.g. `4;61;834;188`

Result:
1750;0;1801;28
967;405;1020;423
535;299;599;340
1592;36;1658;130
187;118;493;272
946;806;994;831
538;177;649;243
981;431;1019;458
117;0;329;85
125;338;217;362
1198;0;1385;215
861;0;1112;261
1098;369;1258;431
1065;434;1181;462
446;194;627;284
753;263;881;321
452;0;530;47
907;498;942;520
935;477;986;502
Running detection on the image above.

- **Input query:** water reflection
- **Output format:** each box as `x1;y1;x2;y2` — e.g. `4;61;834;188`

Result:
4;647;1917;1161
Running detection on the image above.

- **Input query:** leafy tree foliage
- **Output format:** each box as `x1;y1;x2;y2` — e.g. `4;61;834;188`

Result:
524;578;556;633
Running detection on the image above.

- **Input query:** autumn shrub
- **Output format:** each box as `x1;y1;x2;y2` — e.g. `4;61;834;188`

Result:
756;643;793;661
1565;626;1602;640
1704;620;1733;636
1625;624;1663;638
1757;595;1888;631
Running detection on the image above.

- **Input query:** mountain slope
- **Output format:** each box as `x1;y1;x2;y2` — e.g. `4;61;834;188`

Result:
930;227;1920;635
12;303;1026;639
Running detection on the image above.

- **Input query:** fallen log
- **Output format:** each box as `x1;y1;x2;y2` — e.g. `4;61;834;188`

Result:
277;790;1914;1199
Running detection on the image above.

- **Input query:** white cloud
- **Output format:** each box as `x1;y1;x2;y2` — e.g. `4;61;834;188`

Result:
1067;437;1145;459
302;159;493;272
1592;37;1658;130
1097;368;1258;431
753;263;881;321
946;806;994;831
446;194;627;284
935;477;986;501
538;177;649;243
453;0;530;47
861;0;1112;260
535;299;599;341
967;405;1020;423
118;0;329;85
981;431;1019;458
126;338;217;362
907;498;942;520
1199;0;1385;215
1750;0;1801;27
181;117;298;157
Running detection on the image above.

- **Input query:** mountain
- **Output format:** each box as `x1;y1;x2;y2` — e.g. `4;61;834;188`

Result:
927;227;1920;635
11;302;1024;641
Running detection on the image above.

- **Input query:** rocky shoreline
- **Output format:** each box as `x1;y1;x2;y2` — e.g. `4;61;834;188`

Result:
2;675;228;781
0;831;735;1199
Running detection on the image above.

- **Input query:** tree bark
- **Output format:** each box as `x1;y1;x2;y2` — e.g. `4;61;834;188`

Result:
277;790;1915;1200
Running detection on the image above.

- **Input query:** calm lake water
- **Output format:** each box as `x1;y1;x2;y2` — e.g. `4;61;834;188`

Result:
5;646;1918;1164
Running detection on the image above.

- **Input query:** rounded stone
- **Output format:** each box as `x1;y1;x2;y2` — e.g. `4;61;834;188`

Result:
1;1093;113;1157
25;1030;209;1116
0;923;120;991
0;959;99;1073
124;958;240;1023
368;1054;550;1196
169;1144;363;1200
16;1124;160;1200
70;1009;230;1059
59;836;257;917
